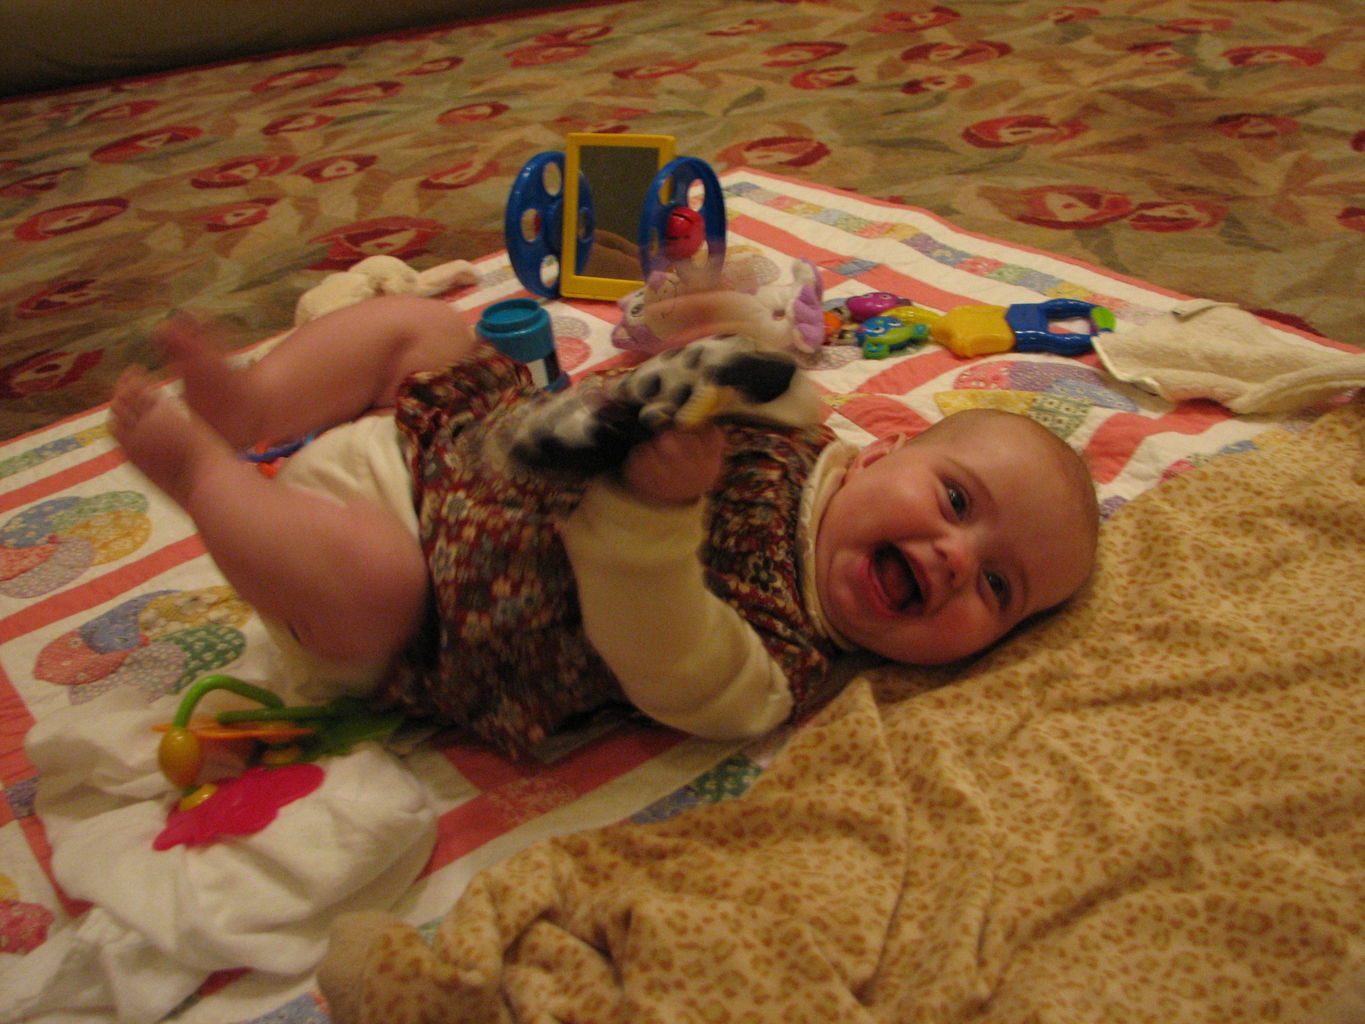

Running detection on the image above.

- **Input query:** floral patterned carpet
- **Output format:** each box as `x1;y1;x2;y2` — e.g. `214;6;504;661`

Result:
1;0;1362;440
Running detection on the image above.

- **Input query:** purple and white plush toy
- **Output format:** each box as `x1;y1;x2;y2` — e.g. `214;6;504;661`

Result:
611;253;825;356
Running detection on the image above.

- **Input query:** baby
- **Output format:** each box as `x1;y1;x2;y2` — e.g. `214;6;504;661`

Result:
110;295;1098;754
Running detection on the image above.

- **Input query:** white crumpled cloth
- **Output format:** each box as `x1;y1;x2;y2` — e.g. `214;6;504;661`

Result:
1093;299;1365;414
0;689;436;1024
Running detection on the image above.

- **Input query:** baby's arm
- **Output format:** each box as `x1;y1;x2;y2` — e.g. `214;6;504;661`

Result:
559;433;794;739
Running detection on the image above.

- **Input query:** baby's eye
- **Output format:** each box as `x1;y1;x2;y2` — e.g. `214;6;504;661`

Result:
985;571;1011;607
946;483;969;519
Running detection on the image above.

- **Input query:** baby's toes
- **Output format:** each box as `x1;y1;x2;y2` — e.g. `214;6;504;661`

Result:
109;371;143;421
110;368;165;434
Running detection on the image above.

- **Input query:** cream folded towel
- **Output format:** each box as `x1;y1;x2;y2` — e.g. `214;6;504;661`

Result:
1094;299;1365;414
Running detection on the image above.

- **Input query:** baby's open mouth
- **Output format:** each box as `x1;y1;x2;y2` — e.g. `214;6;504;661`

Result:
873;545;922;612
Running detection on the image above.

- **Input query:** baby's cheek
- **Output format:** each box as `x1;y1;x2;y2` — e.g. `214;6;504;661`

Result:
928;603;1004;661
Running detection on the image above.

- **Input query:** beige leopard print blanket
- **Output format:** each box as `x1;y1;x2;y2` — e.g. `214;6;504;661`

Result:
320;400;1365;1024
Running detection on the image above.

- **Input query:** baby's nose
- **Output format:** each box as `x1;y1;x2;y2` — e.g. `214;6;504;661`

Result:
936;530;978;590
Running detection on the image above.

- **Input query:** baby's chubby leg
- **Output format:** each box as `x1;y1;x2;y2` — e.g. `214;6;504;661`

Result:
107;294;473;665
110;369;428;664
167;293;479;447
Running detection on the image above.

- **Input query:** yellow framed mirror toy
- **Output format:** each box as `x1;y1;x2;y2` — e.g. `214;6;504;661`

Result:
504;133;726;301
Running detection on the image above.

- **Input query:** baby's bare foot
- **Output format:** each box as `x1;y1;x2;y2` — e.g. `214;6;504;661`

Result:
157;316;263;448
109;367;232;506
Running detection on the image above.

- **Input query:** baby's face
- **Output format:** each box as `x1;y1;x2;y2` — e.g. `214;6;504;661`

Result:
814;412;1095;665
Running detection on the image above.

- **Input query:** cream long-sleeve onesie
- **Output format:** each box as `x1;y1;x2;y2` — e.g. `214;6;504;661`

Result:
559;443;854;740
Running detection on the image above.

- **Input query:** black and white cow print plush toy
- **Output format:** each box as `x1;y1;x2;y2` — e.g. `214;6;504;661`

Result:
508;334;822;475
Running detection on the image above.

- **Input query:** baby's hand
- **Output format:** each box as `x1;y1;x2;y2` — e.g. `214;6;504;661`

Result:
620;424;725;506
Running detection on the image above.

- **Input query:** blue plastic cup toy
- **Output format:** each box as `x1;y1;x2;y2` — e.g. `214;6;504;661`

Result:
476;298;569;391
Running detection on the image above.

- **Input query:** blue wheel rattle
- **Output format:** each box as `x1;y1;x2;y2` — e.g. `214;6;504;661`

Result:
638;156;726;279
504;151;594;299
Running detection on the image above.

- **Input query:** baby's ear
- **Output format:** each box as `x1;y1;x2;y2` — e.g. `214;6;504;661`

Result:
851;432;908;471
